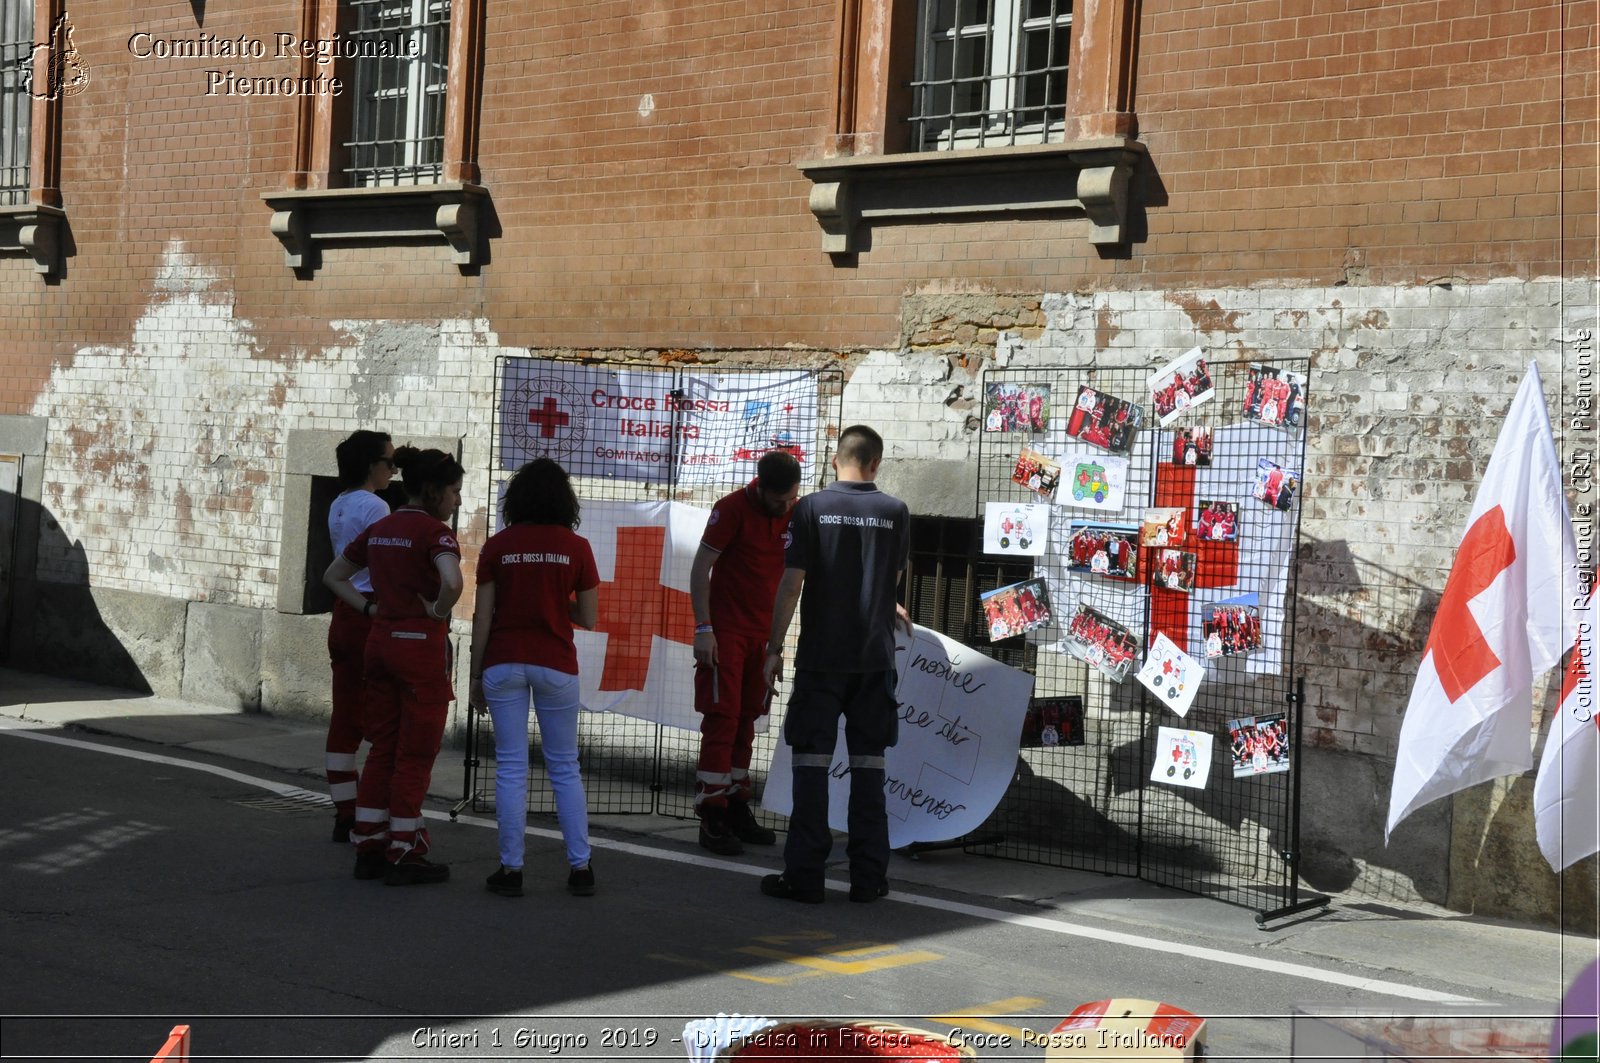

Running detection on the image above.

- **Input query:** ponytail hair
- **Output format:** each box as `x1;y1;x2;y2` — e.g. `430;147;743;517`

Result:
393;446;465;514
334;430;392;488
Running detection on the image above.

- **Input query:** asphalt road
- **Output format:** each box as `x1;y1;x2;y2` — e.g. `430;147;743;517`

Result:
0;726;1556;1061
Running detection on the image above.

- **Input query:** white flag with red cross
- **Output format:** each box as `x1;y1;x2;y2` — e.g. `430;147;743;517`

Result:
573;499;709;731
1534;587;1597;872
1386;362;1582;841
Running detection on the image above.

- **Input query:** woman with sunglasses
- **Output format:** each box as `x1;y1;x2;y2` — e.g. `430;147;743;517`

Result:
325;446;465;885
323;430;394;843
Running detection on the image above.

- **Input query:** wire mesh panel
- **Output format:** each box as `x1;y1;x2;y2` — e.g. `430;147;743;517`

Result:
964;357;1311;916
652;366;845;829
472;358;844;828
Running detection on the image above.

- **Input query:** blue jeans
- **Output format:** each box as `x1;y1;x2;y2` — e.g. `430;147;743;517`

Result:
483;662;591;870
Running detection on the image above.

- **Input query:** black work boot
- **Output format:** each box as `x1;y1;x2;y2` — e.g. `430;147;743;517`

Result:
726;796;777;846
697;806;744;856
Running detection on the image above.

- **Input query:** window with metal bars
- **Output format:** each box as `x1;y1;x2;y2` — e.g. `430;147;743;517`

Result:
0;1;32;206
911;0;1072;152
342;0;450;187
907;515;1035;671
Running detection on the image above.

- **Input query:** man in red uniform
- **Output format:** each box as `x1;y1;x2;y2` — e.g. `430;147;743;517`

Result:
689;450;802;855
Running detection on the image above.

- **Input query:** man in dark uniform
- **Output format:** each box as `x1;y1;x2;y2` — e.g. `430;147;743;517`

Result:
760;425;911;904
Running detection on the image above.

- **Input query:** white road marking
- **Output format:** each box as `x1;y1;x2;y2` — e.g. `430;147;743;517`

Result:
0;719;1480;1004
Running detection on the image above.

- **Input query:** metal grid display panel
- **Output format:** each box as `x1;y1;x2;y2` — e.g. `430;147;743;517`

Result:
648;368;844;826
966;359;1310;916
471;358;844;827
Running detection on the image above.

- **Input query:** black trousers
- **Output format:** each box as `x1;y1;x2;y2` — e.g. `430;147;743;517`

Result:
781;668;898;891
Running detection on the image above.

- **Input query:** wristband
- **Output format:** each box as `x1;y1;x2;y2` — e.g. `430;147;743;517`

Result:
363;601;375;619
694;623;714;635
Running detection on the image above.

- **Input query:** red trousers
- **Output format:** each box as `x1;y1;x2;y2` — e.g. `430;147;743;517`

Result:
352;620;453;860
693;630;770;811
325;598;372;817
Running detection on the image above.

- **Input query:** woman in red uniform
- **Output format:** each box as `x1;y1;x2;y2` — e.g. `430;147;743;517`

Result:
323;430;394;843
469;459;600;898
324;446;464;885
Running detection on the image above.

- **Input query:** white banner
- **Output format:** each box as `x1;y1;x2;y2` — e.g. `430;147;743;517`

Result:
762;625;1035;848
572;499;708;730
497;360;817;485
675;371;819;485
498;361;678;482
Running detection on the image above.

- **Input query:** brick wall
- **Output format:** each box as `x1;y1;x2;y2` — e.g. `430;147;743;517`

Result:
4;0;1592;411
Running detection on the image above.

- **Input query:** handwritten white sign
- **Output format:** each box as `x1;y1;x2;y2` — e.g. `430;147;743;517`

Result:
762;625;1035;847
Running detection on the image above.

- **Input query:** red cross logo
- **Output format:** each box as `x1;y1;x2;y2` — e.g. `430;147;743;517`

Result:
527;397;570;438
1423;505;1517;703
1148;465;1240;652
594;526;696;692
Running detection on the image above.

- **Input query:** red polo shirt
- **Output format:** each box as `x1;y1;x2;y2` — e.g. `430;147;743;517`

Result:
343;507;460;623
702;481;791;638
476;523;600;675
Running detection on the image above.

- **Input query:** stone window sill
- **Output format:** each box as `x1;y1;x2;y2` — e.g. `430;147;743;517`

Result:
261;182;491;276
797;138;1147;254
0;203;67;277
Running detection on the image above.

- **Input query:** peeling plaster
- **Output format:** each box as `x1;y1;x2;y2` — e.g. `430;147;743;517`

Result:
31;243;506;607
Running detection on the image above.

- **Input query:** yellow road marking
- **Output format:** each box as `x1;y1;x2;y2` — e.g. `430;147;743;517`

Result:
735;942;942;975
651;934;943;984
645;952;806;986
929;997;1047;1039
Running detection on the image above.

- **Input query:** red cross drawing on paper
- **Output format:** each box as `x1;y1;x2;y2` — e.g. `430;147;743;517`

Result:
1148;465;1240;653
594;525;696;692
527;397;570;438
1423;505;1516;704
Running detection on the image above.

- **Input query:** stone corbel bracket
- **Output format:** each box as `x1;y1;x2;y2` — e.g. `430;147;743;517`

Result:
797;139;1147;254
0;204;67;277
261;182;491;275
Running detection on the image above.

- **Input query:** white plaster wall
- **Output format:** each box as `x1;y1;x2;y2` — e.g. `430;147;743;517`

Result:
32;242;506;607
849;277;1596;758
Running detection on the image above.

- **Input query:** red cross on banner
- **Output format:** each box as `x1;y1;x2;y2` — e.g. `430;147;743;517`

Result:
528;397;570;438
1148;464;1240;653
1422;505;1517;704
593;525;696;692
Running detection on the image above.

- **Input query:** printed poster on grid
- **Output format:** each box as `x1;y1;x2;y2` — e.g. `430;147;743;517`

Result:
1151;726;1214;789
982;502;1050;557
1136;632;1205;718
497;360;818;486
1058;448;1131;514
